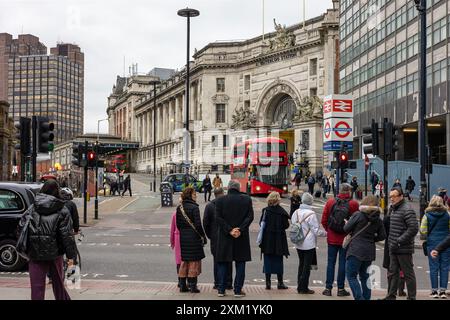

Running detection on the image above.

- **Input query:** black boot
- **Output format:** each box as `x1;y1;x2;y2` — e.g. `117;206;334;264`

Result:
265;273;271;290
277;274;288;289
179;277;189;292
177;277;181;288
188;277;200;293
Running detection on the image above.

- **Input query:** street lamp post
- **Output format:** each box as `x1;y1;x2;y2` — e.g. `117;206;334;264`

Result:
178;7;200;188
149;80;161;192
95;118;108;220
415;0;427;222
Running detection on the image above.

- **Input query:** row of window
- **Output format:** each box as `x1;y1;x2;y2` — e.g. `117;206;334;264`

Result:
353;58;449;115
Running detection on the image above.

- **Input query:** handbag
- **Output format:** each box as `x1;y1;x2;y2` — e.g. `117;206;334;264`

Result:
342;221;372;249
422;214;441;256
178;204;206;246
256;209;266;245
15;205;34;260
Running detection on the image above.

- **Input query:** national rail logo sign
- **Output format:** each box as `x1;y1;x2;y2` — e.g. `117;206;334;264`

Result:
323;94;353;119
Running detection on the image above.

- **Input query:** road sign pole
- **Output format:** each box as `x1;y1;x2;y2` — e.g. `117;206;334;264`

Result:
364;155;369;197
83;140;88;224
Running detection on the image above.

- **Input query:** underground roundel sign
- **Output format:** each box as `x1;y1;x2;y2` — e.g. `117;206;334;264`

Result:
323;118;353;142
334;121;351;138
324;121;332;140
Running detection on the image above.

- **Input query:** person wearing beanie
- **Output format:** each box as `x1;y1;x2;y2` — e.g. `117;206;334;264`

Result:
291;192;327;294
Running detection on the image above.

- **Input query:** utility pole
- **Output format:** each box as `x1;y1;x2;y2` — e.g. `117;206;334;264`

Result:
415;0;428;222
31;116;37;182
83;140;88;224
383;118;389;216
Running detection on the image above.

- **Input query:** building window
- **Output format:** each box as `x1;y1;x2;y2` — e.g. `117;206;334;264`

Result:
310;58;318;76
244;75;251;91
216;78;225;92
244;100;250;109
216;104;225;123
211;165;218;172
310;88;317;97
211;135;218;147
301;130;310;150
223;135;229;147
191;134;195;150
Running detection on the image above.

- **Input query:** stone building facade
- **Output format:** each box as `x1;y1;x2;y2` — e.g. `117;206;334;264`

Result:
109;2;340;175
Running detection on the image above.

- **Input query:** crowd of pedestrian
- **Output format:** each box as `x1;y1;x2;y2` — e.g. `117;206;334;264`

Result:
168;173;450;300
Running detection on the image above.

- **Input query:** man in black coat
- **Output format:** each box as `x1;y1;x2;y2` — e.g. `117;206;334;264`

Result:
121;175;132;197
202;188;232;290
382;187;419;300
215;180;254;297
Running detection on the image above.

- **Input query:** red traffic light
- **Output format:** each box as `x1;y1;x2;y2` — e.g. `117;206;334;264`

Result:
340;153;348;161
88;151;95;160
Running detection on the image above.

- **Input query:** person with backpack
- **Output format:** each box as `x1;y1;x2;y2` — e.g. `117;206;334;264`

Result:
291;192;327;294
343;195;386;300
307;175;315;195
259;192;290;290
420;195;450;298
405;176;415;201
382;187;419;300
321;183;359;297
17;179;76;300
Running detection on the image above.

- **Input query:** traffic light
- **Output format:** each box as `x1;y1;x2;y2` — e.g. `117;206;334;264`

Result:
384;121;400;157
37;116;55;153
14;117;31;155
339;151;349;169
87;150;96;168
362;119;379;155
72;144;82;167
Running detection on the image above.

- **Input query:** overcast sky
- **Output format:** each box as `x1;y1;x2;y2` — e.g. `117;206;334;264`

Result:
1;0;334;134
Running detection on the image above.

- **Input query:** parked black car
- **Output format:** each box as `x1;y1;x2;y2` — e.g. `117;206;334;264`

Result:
0;182;41;271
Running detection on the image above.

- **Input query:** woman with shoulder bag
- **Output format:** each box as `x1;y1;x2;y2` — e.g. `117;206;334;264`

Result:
259;192;290;290
420;195;450;299
176;187;207;293
343;195;386;300
17;179;76;300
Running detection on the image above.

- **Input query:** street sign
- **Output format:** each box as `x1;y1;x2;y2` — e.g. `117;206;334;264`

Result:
323;141;354;151
323;95;353;119
323;118;354;142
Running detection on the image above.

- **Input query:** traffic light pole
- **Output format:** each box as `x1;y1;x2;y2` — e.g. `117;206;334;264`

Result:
95;142;98;220
383;118;389;216
335;151;340;193
83;140;88;224
31;116;37;182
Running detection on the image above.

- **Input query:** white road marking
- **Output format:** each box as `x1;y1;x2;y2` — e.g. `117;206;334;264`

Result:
116;275;129;278
416;266;423;269
313;280;323;284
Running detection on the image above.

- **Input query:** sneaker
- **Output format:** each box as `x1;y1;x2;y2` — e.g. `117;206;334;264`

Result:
439;291;447;299
322;288;332;296
277;283;289;290
234;291;246;298
217;291;226;297
430;291;439;299
337;289;351;297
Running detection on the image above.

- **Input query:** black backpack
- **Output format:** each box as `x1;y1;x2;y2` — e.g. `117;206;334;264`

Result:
328;198;350;234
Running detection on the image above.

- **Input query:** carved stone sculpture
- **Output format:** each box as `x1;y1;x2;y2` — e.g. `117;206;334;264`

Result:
269;19;296;51
231;104;257;129
294;96;323;121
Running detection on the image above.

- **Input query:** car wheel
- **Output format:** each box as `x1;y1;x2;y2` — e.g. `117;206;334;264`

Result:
0;239;27;272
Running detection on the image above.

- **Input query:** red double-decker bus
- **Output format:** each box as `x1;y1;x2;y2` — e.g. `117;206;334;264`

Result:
231;137;289;195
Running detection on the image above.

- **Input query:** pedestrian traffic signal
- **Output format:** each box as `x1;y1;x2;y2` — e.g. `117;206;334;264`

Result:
14;117;31;155
362;119;379;155
37;116;55;153
339;152;349;169
72;144;82;167
384;121;400;157
87;151;96;168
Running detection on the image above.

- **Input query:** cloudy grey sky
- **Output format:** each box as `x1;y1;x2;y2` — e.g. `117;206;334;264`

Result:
1;0;334;134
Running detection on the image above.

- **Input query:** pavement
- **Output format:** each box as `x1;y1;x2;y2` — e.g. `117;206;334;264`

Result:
0;277;438;300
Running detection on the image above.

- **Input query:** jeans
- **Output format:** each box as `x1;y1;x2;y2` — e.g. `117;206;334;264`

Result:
387;254;417;299
29;256;71;300
218;261;245;294
213;257;232;288
428;247;450;290
325;244;347;290
308;184;314;195
346;256;372;300
296;248;315;292
204;189;211;202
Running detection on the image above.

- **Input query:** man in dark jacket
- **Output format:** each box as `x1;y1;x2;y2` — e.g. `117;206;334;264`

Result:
202;187;232;290
405;176;415;201
383;187;419;300
371;172;379;195
18;179;76;300
215;180;254;297
321;183;359;297
121;175;132;197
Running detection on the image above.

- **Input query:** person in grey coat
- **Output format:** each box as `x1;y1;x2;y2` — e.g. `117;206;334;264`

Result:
215;180;254;297
382;187;419;300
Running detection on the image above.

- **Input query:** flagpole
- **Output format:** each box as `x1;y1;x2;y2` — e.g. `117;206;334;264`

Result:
303;0;306;29
262;0;265;43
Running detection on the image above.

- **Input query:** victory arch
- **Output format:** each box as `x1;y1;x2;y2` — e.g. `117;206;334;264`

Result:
255;80;325;173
